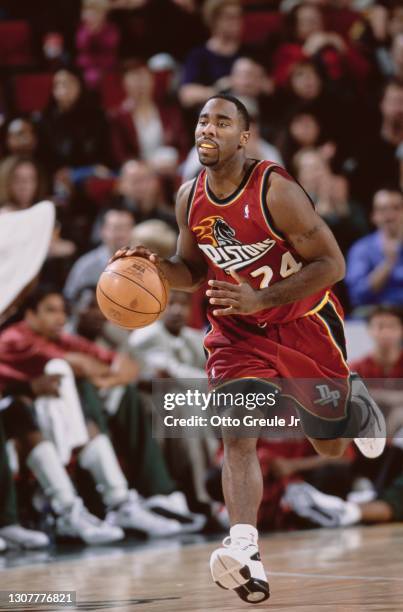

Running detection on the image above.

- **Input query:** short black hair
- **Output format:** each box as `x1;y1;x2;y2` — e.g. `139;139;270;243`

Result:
206;94;250;130
367;305;403;325
23;284;63;314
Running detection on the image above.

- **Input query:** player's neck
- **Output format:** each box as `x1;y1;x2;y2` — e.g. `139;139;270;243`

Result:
206;156;252;200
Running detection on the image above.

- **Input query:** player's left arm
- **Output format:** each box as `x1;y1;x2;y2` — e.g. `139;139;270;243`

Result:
207;173;345;316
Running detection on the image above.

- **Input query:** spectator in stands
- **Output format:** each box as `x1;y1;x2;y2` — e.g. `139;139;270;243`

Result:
1;396;124;546
272;2;370;88
225;57;273;120
131;219;177;259
370;1;403;78
0;156;47;212
378;33;403;81
69;286;206;529
278;110;323;169
391;33;403;81
0;156;76;266
275;60;357;153
346;189;403;308
349;304;403;438
37;68;111;176
283;471;403;528
293;148;367;254
111;160;176;227
351;80;403;205
0;286;190;537
130;290;206;378
350;305;403;379
76;0;120;90
3;119;38;158
179;0;244;109
109;60;188;166
64;208;134;302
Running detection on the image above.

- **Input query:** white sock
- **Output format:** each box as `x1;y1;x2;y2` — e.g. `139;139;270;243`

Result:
230;523;258;546
78;434;128;508
26;441;76;513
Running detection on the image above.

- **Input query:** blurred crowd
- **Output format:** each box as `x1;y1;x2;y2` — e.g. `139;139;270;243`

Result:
0;0;402;553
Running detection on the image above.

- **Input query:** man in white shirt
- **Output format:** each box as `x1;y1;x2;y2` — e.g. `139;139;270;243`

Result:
64;209;134;302
130;290;206;379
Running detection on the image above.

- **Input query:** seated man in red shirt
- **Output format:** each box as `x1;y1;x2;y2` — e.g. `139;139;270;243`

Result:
350;305;403;379
0;285;187;538
350;305;403;426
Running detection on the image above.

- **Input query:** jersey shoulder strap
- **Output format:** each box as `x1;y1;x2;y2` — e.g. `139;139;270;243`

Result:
186;172;203;224
259;162;316;241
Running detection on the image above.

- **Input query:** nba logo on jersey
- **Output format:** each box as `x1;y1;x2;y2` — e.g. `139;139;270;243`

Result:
244;204;249;219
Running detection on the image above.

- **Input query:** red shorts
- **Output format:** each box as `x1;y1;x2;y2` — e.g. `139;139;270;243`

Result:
205;296;351;436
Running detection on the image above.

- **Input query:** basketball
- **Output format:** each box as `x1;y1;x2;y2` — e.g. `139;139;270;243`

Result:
96;256;169;329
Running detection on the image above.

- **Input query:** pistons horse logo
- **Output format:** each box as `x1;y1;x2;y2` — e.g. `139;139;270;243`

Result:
192;215;276;272
192;216;241;247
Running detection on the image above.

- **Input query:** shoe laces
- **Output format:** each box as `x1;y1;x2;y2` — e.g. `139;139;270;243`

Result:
222;535;256;550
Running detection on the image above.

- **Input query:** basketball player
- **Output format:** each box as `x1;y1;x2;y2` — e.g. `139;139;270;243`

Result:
111;94;386;604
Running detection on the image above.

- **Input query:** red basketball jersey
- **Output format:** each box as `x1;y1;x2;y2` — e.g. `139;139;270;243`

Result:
187;159;330;327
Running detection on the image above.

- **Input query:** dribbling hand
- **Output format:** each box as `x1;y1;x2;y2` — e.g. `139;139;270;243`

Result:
206;268;264;316
109;246;161;266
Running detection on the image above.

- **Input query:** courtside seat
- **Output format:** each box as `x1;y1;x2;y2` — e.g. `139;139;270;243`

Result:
0;21;34;66
13;73;53;113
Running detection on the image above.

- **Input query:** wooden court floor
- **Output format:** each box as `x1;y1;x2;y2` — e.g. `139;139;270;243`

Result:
1;524;403;612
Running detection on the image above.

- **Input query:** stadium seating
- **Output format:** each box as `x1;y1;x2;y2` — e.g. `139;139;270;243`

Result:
13;73;53;114
0;21;33;66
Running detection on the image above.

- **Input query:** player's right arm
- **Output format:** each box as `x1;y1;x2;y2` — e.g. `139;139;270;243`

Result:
110;180;208;291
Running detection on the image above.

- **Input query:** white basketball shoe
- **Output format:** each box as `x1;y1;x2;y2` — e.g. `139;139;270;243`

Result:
351;374;386;459
210;531;270;604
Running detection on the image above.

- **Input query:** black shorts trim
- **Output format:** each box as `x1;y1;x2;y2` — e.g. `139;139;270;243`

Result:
318;301;347;361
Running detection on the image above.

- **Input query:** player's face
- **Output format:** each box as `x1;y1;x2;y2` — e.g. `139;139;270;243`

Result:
195;98;249;167
27;294;66;340
369;314;403;351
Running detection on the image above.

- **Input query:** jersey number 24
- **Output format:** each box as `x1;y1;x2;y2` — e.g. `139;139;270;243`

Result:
250;251;302;288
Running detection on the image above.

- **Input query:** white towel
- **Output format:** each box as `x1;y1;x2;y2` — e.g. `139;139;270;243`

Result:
35;359;89;465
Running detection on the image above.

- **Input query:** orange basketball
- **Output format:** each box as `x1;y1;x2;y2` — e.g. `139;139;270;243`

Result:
96;256;169;329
